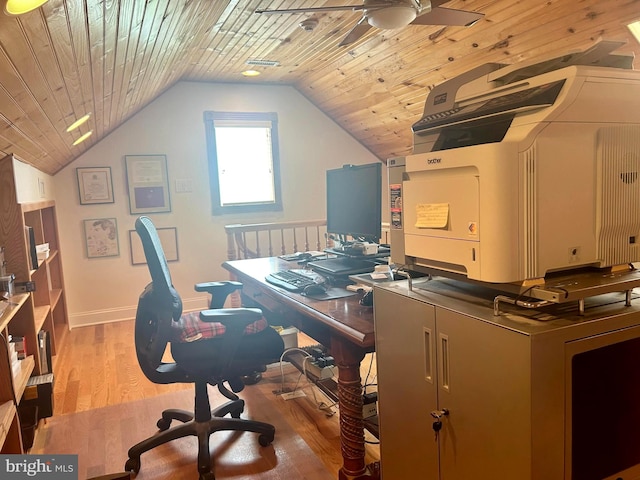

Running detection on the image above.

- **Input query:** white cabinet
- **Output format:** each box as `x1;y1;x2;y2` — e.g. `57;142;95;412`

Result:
374;279;640;480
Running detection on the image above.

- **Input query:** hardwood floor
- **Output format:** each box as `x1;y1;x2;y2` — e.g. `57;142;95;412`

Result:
32;320;380;478
51;320;192;415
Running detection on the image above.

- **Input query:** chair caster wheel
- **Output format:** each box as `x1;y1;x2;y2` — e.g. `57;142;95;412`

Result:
258;433;274;447
241;371;262;385
124;457;140;474
157;417;171;430
199;472;215;480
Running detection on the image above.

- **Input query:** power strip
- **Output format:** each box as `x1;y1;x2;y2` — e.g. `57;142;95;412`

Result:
305;361;335;380
363;392;378;418
284;347;336;380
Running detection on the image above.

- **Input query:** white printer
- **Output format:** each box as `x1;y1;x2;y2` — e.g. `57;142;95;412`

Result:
389;41;640;285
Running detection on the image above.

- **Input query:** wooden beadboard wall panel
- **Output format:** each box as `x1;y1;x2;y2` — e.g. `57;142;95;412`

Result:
18;14;75;137
0;23;72;165
297;0;640;159
109;0;146;130
87;0;106;140
0;0;638;174
0;87;59;162
124;0;193;118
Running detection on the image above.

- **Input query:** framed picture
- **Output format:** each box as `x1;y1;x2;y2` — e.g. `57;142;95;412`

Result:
76;167;114;204
83;218;119;258
125;155;171;214
129;227;178;265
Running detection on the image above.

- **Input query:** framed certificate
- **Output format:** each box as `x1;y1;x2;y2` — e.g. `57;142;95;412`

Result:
76;167;114;205
125;155;171;214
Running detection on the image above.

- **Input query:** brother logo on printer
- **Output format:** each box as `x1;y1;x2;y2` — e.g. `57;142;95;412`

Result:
427;158;442;165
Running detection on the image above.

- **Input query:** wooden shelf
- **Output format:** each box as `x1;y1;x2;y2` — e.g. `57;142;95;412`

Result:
45;249;59;263
50;289;62;310
21;199;54;213
0;400;17;448
33;305;50;333
0;155;67;453
0;295;30;333
12;356;35;401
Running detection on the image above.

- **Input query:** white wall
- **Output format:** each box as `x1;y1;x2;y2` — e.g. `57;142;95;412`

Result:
54;81;382;328
13;158;55;203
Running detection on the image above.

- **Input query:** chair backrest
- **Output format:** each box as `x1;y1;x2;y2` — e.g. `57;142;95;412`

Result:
134;216;184;384
136;216;173;298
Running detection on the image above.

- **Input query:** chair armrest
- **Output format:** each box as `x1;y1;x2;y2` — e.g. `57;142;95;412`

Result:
195;281;243;309
199;307;262;330
194;281;242;294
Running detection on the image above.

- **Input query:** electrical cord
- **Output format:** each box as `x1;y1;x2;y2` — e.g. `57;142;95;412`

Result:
302;355;337;416
362;352;377;395
276;347;310;394
276;347;338;416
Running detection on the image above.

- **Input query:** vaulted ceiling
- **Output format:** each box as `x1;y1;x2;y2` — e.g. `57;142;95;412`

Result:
0;0;638;175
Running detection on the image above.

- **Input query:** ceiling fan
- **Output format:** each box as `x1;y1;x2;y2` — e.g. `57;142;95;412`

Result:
255;0;484;46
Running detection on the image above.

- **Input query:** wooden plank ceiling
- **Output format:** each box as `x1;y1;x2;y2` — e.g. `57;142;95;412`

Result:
0;0;638;175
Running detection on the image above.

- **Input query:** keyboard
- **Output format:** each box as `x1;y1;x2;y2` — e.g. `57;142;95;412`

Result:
265;269;320;292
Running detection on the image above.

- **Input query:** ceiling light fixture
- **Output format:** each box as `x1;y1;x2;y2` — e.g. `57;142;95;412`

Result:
628;20;640;44
241;69;261;77
66;113;91;132
366;5;417;29
3;0;48;15
72;131;93;146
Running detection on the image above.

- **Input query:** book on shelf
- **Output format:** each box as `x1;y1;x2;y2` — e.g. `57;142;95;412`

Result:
10;335;26;360
25;226;38;270
38;330;51;375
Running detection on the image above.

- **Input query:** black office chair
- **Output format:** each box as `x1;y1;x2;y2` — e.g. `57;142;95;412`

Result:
125;216;284;480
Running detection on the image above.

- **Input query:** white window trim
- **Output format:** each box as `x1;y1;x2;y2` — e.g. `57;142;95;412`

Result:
204;111;283;215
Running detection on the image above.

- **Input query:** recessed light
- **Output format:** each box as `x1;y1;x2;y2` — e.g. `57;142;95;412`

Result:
66;113;91;132
4;0;48;15
72;131;93;146
628;20;640;43
241;69;261;77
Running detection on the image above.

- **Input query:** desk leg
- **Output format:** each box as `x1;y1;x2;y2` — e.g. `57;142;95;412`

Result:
331;337;380;480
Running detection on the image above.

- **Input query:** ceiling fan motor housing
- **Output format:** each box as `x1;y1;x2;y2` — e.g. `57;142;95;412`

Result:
366;5;418;29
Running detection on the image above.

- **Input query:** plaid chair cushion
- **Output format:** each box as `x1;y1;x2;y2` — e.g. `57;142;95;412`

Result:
172;310;268;343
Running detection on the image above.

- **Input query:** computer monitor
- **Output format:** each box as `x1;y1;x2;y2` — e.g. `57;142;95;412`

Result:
326;162;382;244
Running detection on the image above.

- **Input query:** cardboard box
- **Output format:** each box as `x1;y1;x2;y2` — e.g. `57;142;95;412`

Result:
36;243;50;261
22;373;54;419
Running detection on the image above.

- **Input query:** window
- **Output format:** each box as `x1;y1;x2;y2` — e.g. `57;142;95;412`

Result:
204;111;282;215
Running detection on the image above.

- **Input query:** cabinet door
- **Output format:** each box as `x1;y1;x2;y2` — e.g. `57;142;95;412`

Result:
436;308;531;480
374;288;439;479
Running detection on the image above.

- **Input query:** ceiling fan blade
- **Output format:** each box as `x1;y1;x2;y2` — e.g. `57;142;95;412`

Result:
411;6;483;26
339;15;373;46
256;5;364;15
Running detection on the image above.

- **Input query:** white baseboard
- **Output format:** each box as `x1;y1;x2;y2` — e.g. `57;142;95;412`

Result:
68;296;209;329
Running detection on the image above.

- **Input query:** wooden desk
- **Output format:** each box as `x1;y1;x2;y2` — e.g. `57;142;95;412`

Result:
223;257;379;480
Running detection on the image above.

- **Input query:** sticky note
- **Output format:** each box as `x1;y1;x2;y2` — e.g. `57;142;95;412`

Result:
415;203;449;228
